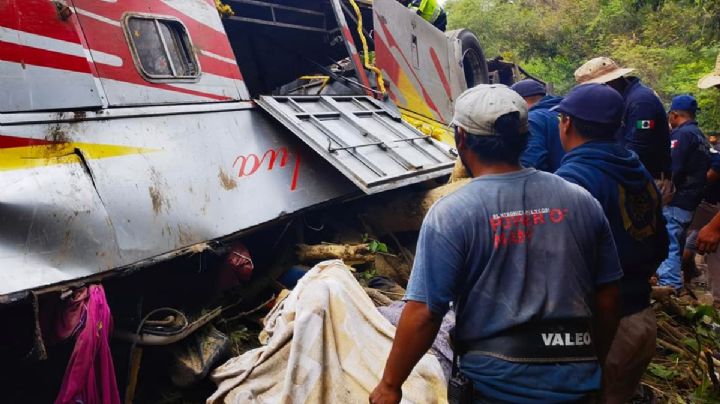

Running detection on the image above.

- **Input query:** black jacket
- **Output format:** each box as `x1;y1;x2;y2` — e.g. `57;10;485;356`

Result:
557;141;668;315
670;120;710;211
615;78;672;179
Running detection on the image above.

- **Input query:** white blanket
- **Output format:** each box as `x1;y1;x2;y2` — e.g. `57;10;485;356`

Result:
208;260;447;404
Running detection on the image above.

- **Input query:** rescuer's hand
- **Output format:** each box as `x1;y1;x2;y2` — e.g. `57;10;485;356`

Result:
698;222;720;254
369;381;401;404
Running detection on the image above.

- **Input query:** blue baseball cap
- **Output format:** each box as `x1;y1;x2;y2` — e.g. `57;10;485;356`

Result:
552;83;624;124
510;79;546;98
669;94;699;113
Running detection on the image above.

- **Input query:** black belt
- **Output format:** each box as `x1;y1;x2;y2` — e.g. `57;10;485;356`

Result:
457;321;597;363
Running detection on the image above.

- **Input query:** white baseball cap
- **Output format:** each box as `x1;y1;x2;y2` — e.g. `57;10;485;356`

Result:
451;84;528;136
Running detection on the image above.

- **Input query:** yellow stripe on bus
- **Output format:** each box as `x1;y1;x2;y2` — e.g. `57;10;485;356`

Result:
0;142;158;171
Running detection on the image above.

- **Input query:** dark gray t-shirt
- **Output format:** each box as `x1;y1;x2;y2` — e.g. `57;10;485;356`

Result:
406;168;622;337
405;169;622;401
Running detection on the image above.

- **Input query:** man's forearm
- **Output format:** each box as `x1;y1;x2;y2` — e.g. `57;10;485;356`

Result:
698;212;720;254
379;301;443;390
706;212;720;233
592;282;621;365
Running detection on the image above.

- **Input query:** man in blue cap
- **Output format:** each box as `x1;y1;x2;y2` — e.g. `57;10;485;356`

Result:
656;95;710;291
554;83;668;403
511;79;565;172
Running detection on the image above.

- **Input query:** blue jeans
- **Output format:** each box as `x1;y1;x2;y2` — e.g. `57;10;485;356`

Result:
657;206;694;289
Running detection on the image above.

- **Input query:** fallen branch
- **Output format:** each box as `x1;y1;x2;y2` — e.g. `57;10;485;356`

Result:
657;338;686;356
296;243;375;264
658;319;688;344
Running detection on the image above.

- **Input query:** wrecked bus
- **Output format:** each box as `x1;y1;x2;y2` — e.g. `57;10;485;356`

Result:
0;0;487;362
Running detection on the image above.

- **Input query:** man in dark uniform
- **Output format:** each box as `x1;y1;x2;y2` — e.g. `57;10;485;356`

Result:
511;79;565;172
555;83;668;403
656;95;709;291
575;57;672;194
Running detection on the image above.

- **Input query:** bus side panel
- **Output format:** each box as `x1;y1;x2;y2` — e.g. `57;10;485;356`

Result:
0;105;354;297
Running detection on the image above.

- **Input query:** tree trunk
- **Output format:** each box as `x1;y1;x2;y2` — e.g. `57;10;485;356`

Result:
296;243;375;264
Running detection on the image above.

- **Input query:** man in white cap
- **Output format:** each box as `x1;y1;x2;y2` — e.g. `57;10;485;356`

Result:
575;57;672;185
370;84;622;404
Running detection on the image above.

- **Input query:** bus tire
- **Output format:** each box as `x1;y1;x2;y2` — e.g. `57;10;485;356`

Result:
448;29;489;89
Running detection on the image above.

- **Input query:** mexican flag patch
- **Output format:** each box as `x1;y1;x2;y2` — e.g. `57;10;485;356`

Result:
636;120;655;129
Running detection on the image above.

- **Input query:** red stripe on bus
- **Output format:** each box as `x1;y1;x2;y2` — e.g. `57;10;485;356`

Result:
0;135;56;149
0;42;92;73
429;47;451;98
375;22;444;121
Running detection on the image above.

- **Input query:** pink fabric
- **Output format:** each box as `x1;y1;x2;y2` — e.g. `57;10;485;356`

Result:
41;287;89;346
55;285;120;404
218;242;254;290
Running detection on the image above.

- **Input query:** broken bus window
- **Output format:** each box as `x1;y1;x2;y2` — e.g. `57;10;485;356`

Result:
126;16;199;80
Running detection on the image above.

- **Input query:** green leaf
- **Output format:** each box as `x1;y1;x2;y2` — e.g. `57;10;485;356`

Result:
360;267;377;281
697;326;711;338
674;394;688;404
376;242;388;254
647;363;676;380
368;239;388;254
692;305;717;322
682;337;700;353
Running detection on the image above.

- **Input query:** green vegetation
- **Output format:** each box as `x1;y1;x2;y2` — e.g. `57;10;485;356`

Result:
447;0;720;132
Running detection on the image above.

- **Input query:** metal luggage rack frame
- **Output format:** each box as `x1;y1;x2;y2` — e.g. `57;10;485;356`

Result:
258;94;457;193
